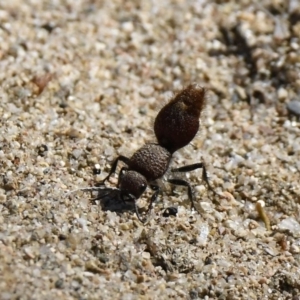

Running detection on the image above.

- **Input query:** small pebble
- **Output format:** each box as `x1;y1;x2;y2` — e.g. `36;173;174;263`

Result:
55;279;64;289
286;100;300;117
162;207;178;217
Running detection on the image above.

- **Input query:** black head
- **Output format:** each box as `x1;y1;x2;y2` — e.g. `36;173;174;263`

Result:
119;170;147;200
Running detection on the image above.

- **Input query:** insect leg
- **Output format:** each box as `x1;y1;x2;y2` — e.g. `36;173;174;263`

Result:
167;178;196;210
171;162;217;195
117;167;128;187
147;183;160;214
131;183;160;224
100;155;130;184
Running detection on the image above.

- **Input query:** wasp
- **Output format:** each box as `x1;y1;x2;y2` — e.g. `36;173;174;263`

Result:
71;84;218;223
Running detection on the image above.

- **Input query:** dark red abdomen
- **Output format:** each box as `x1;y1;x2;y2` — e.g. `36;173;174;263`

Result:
154;84;206;153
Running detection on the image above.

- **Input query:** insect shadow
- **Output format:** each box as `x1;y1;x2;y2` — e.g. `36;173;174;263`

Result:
67;186;135;212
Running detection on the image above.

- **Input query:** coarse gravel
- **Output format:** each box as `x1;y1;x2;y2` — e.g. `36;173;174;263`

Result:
0;1;300;299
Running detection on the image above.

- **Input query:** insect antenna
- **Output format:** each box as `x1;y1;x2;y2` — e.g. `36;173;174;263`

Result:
66;185;122;204
66;186;107;196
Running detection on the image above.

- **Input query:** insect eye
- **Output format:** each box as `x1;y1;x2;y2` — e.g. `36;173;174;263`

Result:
140;183;146;191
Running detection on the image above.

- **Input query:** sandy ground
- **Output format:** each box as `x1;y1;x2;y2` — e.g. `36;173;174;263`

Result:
0;0;300;299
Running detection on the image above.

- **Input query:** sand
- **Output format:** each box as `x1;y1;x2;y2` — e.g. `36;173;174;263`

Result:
0;1;300;299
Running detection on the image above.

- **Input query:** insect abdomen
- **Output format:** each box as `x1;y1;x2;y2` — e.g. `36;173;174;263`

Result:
154;84;206;153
